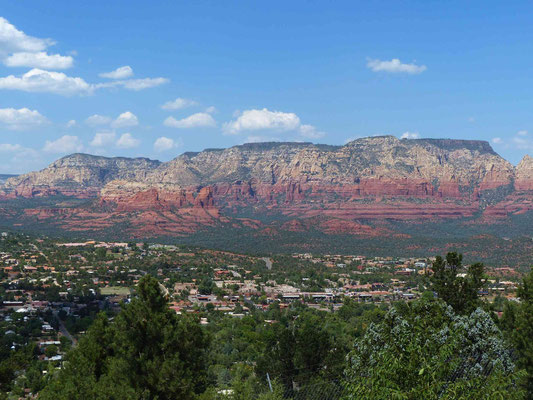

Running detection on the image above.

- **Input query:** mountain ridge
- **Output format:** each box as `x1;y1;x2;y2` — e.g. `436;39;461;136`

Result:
0;136;531;254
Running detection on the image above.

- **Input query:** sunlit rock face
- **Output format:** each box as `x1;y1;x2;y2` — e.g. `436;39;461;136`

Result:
1;136;531;237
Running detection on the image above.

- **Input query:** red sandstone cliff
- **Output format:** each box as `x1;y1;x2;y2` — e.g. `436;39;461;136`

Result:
0;136;531;237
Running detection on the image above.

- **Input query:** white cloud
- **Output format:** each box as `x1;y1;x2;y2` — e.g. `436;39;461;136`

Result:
223;108;300;135
496;131;533;150
0;68;166;96
121;77;168;90
90;132;116;147
111;111;139;128
66;119;76;128
367;58;426;74
0;143;41;173
0;143;23;152
512;136;533;150
0;17;53;53
0;68;92;95
161;97;198;110
400;132;420;139
245;135;279;143
99;66;134;79
223;108;324;140
154;136;179;152
4;51;73;69
86;114;112;126
299;124;324;139
98;77;168;91
43;135;83;153
116;133;140;149
0;107;48;130
86;112;139;129
205;106;217;114
164;112;216;129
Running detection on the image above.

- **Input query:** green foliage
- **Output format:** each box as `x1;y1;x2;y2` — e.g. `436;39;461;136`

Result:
44;345;58;358
430;252;486;314
40;275;209;400
502;268;533;397
343;298;524;400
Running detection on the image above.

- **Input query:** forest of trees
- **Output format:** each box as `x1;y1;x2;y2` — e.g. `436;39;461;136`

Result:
28;253;533;399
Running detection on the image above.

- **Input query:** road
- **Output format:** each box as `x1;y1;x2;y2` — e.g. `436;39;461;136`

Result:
53;310;77;346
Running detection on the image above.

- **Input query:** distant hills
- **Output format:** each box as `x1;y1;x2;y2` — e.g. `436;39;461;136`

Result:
0;136;532;266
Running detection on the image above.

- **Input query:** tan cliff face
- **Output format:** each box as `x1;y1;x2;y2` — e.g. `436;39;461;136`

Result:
139;137;514;189
515;155;533;191
0;137;531;238
1;153;161;198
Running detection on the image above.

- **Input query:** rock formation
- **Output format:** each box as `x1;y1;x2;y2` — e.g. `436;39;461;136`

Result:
0;136;531;238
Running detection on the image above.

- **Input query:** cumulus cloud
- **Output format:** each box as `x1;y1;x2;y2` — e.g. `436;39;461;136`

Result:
154;136;179;152
491;137;503;144
223;108;324;140
116;133;140;149
90;132;116;147
0;68;167;96
205;106;217;114
66;119;76;128
517;130;528;136
99;66;134;79
43;135;83;153
0;107;48;130
86;112;139;129
223;108;300;135
111;111;139;128
0;17;74;72
164;112;216;129
85;114;112;126
0;68;92;95
367;58;426;74
4;51;73;69
161;97;198;110
0;17;54;54
400;132;420;139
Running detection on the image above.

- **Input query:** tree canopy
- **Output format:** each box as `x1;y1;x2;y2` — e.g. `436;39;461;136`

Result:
343;297;524;400
40;275;209;400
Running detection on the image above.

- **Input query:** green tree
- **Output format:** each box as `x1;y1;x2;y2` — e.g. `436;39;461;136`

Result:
343;298;524;400
40;275;209;400
430;252;485;313
44;345;58;358
503;269;533;397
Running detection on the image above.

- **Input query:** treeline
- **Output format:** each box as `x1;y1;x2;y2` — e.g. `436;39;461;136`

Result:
16;253;533;399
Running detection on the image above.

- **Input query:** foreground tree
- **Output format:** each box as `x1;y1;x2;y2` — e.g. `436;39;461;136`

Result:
430;252;486;314
502;269;533;397
343;297;525;400
40;275;209;400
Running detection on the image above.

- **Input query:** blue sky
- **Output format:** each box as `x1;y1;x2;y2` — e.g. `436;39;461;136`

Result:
1;1;533;173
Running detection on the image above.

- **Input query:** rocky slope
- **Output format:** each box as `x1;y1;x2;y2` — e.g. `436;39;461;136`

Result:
515;154;533;191
0;136;531;240
0;175;16;185
1;154;160;198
